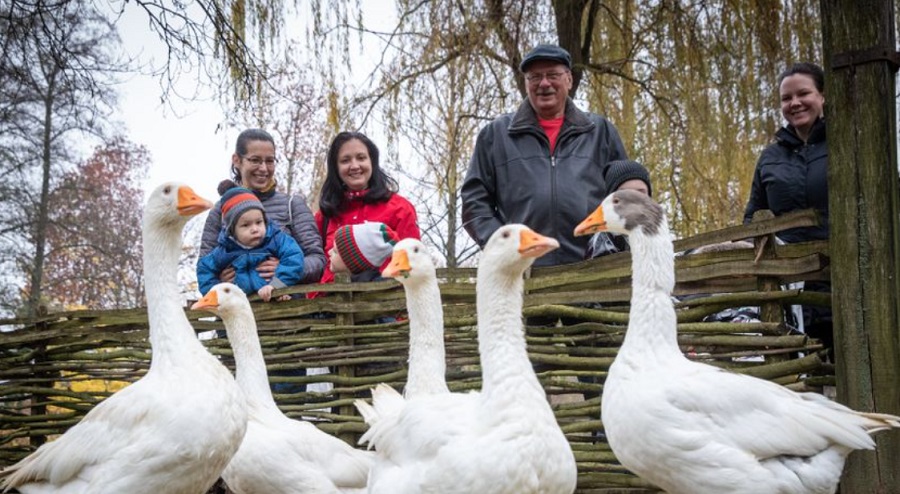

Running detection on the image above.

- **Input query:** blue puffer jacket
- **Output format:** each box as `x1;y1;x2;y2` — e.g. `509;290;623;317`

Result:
197;223;305;296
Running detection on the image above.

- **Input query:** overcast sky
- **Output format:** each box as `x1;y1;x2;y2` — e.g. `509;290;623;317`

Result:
115;5;242;203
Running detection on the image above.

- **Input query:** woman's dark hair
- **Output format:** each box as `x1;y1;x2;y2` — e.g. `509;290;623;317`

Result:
231;128;276;182
318;131;399;218
778;62;825;93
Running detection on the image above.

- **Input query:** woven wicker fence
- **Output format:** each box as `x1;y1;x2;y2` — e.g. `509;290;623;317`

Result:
0;210;831;493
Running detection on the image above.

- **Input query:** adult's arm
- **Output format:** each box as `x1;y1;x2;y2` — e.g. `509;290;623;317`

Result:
289;194;327;283
605;120;629;162
199;203;223;257
743;158;768;224
461;125;505;248
390;195;422;240
196;253;222;296
270;234;306;289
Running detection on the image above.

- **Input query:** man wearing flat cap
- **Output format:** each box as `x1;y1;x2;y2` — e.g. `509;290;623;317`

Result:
462;44;649;266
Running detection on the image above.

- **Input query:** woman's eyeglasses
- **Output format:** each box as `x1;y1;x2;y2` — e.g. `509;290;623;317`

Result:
243;156;277;166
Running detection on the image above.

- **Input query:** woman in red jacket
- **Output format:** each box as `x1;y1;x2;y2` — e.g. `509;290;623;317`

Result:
316;131;421;285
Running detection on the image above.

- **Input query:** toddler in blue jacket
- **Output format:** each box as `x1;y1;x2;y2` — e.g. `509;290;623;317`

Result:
197;185;305;301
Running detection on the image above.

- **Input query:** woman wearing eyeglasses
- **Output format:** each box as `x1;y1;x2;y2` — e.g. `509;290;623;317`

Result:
200;128;327;288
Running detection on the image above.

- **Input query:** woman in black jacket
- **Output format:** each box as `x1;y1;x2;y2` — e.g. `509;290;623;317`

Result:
743;62;827;242
743;62;831;351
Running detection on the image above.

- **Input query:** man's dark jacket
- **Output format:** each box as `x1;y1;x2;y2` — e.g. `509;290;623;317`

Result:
462;98;628;266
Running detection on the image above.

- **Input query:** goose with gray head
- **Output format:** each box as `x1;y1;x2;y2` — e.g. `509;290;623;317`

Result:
0;183;248;494
193;283;372;494
574;189;900;494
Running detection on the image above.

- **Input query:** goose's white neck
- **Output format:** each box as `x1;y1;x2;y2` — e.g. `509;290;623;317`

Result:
224;308;278;408
403;279;449;398
619;226;682;362
144;221;204;369
476;265;545;403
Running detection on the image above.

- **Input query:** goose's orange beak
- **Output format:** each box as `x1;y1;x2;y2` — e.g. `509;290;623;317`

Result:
382;249;411;279
518;229;559;258
574;204;607;237
191;290;219;311
178;185;213;216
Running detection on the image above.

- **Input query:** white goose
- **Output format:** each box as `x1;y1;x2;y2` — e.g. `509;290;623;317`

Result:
355;225;577;494
574;189;900;494
0;182;248;494
380;238;449;398
192;283;372;494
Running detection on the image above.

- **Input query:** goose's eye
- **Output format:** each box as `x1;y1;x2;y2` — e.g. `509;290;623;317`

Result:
502;231;510;239
613;197;620;205
223;287;231;294
163;185;172;194
413;246;420;253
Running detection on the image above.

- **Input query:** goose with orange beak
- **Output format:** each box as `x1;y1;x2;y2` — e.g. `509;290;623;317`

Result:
571;190;900;494
355;224;576;494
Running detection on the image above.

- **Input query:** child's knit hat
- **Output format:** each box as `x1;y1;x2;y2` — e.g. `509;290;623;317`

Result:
333;222;399;274
219;181;265;234
604;160;653;197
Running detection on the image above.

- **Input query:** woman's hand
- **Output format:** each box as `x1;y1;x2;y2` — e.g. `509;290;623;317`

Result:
256;257;280;280
220;267;236;283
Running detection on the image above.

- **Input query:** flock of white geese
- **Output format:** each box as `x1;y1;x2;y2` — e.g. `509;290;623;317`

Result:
0;183;897;494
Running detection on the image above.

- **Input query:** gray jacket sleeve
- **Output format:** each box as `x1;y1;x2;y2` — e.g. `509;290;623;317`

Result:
199;203;223;257
289;194;326;283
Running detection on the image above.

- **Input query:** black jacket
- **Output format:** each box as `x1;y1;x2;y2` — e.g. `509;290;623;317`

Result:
461;98;628;266
743;118;828;243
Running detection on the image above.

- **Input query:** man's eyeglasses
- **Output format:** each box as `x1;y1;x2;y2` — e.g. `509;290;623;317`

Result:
243;156;277;166
525;71;567;84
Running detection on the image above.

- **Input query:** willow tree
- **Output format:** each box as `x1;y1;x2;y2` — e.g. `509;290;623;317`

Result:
585;0;822;235
307;0;825;248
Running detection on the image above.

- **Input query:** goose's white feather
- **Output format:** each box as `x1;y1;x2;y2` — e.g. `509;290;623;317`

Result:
357;225;577;494
0;182;247;494
576;190;900;494
382;238;450;398
194;283;372;494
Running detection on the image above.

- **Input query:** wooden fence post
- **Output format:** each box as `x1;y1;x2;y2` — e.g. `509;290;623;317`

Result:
821;0;900;490
751;211;785;324
333;272;357;444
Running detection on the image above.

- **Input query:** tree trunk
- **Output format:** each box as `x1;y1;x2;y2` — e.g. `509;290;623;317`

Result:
27;72;56;318
820;0;900;491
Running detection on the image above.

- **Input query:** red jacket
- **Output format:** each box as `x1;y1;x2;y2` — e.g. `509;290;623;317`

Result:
314;192;421;286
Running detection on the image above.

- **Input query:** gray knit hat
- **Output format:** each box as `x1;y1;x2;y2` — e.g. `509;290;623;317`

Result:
220;183;265;234
604;160;652;197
